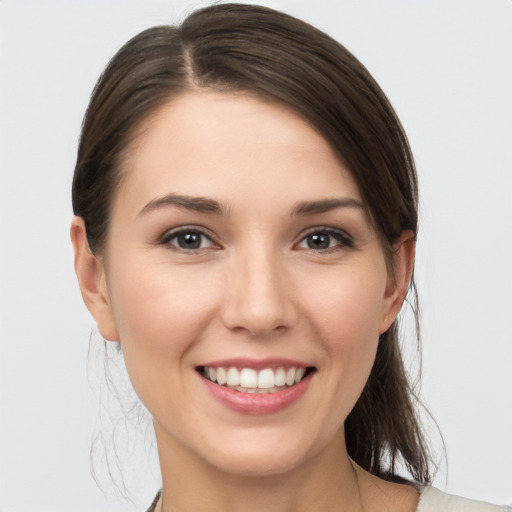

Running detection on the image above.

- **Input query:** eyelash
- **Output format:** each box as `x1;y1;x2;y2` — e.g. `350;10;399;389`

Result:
160;226;219;252
295;227;354;253
159;226;353;253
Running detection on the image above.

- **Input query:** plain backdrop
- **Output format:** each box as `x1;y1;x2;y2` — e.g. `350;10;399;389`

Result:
1;1;511;510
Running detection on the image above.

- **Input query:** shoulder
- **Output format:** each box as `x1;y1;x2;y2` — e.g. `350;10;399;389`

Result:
416;486;511;512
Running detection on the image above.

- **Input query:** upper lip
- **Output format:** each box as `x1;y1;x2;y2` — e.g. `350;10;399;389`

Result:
197;357;313;371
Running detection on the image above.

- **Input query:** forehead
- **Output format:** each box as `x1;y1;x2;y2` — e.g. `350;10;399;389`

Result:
115;91;361;214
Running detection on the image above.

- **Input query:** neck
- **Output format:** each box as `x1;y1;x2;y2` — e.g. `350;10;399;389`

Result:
154;426;363;512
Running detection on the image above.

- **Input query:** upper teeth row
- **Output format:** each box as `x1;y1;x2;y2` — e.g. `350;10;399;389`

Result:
203;366;307;389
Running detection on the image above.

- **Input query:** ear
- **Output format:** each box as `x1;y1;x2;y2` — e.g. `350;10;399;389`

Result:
379;230;416;334
70;217;119;342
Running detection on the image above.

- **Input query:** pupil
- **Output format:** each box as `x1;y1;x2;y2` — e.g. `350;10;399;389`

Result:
308;232;329;249
179;232;201;249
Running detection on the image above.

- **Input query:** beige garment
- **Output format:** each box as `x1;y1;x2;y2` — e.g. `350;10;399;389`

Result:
417;486;511;512
146;486;511;512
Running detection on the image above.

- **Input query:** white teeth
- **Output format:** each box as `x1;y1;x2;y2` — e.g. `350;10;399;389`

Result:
295;367;306;383
275;367;286;387
258;368;275;389
226;367;240;386
202;365;310;392
240;368;258;388
216;367;227;385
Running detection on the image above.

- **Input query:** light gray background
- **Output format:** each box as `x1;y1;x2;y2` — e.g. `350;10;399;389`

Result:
1;1;511;510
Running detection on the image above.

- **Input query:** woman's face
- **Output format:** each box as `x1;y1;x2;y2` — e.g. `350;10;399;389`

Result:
82;92;408;477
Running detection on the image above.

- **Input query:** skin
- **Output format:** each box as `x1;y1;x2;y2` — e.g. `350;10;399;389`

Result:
72;92;418;512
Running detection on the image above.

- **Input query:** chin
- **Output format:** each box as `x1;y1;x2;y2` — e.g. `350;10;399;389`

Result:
196;427;327;479
209;446;309;479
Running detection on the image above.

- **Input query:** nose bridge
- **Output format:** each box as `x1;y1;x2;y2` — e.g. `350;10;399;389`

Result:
222;242;294;336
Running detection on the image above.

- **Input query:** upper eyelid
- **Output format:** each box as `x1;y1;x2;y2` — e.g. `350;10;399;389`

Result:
294;226;354;250
159;225;220;248
161;225;214;239
297;225;352;240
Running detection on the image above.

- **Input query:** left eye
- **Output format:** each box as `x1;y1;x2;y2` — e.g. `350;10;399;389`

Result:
164;229;214;250
297;229;351;251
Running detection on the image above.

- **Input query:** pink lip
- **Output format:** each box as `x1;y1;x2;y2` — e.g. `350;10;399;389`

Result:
198;370;313;416
198;357;310;370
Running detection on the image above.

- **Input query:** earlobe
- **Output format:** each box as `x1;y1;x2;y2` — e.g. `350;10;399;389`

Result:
70;217;119;342
379;230;416;334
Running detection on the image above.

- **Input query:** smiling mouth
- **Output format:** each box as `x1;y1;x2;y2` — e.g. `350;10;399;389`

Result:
197;366;316;394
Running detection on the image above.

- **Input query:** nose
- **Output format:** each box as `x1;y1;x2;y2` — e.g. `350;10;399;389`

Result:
220;248;297;337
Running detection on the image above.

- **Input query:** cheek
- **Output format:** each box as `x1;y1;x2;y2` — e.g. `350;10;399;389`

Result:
110;252;218;335
106;259;219;403
301;267;385;414
304;267;386;349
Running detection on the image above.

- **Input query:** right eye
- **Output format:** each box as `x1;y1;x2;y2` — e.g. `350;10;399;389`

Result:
161;228;216;251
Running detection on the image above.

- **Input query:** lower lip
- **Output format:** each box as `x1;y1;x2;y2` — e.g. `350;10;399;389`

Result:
200;373;312;415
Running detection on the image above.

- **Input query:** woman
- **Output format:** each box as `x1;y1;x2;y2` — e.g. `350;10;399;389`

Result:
70;4;510;511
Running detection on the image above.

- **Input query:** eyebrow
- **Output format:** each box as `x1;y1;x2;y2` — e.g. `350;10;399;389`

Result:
138;194;363;217
138;193;225;216
292;197;364;215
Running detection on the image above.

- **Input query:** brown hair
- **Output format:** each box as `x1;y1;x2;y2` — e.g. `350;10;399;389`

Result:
73;3;434;484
